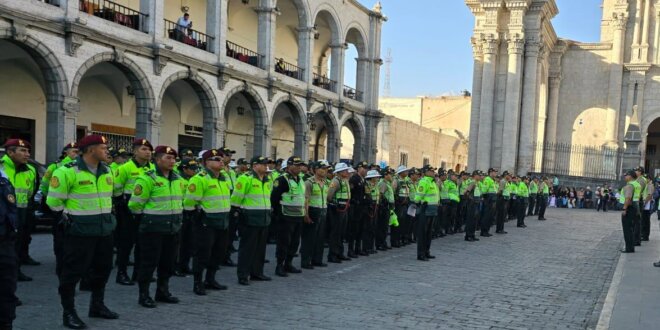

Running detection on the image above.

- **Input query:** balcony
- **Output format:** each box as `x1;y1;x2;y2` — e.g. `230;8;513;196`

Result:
226;41;263;69
38;0;59;6
79;0;147;32
164;19;213;52
313;73;336;92
343;85;363;102
275;59;304;81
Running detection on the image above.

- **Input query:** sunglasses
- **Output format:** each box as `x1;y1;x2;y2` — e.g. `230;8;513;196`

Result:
207;157;223;162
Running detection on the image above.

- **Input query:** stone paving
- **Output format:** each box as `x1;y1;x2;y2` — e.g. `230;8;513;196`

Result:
13;208;622;330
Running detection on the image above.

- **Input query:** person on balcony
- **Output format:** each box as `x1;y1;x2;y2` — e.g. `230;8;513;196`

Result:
275;58;286;74
175;13;192;42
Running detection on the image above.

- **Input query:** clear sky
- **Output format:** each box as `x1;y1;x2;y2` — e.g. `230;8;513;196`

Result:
350;0;604;98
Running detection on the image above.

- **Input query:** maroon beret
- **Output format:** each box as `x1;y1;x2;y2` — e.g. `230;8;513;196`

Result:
78;135;108;149
63;142;78;150
154;145;177;157
132;138;153;151
202;149;223;161
3;138;31;149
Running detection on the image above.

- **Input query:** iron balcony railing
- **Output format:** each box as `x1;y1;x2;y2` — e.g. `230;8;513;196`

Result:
312;73;336;92
531;142;627;181
226;41;263;68
79;0;147;32
275;59;304;81
343;85;363;102
164;19;213;52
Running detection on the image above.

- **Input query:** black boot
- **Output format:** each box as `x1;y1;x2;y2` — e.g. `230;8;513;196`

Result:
155;278;180;303
63;309;87;329
137;282;156;308
88;288;119;319
193;273;206;296
284;263;301;274
204;270;228;290
275;263;288;277
115;271;134;286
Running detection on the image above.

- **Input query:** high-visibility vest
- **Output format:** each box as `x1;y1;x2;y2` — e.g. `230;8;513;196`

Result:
444;179;459;202
280;173;306;217
630;180;641;201
509;182;519;196
183;169;231;229
518;182;529;198
0;154;37;209
40;156;74;196
502;180;511;198
330;177;350;205
473;180;482;197
482;176;497;194
395;177;410;199
541;182;549;195
307;177;328;209
414;176;440;204
230;171;272;226
618;187;625;204
367;180;380;204
460;178;473;195
114;158;154;196
379;179;394;204
529;181;538;194
128;169;184;233
46;157;115;236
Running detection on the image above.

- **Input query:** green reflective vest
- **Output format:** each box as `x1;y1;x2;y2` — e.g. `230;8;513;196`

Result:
444;179;459;202
183;169;231;229
395;177;411;199
529;181;538;194
460;178;473;195
128;169;184;234
379;179;394;204
501;180;511;198
40;156;75;196
307;177;328;209
473;180;482;197
439;180;449;200
46;157;115;236
618;187;625;204
330;177;350;204
414;176;440;204
230;171;271;226
367;180;380;205
518;182;529;198
541;182;550;195
509;182;519;196
630;180;641;201
281;173;306;217
114;159;155;196
0;154;37;210
482;176;498;194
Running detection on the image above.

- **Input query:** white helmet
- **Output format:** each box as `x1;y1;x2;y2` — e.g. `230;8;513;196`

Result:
365;170;382;179
395;165;409;175
333;162;350;173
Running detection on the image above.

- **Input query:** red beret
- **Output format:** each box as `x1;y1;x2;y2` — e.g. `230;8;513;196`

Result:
64;142;78;150
132;138;153;151
202;149;223;161
154;145;177;157
3;138;31;149
78;135;108;149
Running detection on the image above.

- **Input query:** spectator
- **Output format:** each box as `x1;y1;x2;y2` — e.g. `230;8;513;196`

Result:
584;187;593;209
553;176;560;194
175;13;192;41
577;188;584;208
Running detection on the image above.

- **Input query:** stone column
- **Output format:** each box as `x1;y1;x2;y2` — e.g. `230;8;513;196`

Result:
329;43;346;94
476;34;499;170
609;13;628;144
256;1;276;72
206;0;223;55
632;0;643;62
49;96;79;163
516;40;541;175
501;35;525;171
544;75;561;170
60;0;80;22
136;110;160;145
297;27;314;83
641;0;652;61
467;39;483;171
356;57;370;102
141;0;164;40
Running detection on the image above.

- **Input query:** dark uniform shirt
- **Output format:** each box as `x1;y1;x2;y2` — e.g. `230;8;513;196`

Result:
0;170;18;236
349;174;366;206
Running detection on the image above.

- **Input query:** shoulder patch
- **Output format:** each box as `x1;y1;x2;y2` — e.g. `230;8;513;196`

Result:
273;180;280;188
7;194;15;204
418;186;424;193
106;176;113;186
134;184;143;196
50;176;60;189
330;181;338;189
236;182;243;190
188;183;196;193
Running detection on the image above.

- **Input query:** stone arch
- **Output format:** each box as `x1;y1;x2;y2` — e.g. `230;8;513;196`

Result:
0;27;70;162
157;70;220;149
309;104;340;161
221;83;268;157
312;5;343;44
339;112;365;163
270;94;307;157
289;0;312;28
344;23;369;98
71;51;156;141
344;22;368;56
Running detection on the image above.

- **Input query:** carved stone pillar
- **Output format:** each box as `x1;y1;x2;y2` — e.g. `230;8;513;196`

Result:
476;34;499;170
256;4;277;72
610;12;628;144
329;43;347;94
297;27;314;83
516;40;541;175
467;39;483;171
501;35;525;171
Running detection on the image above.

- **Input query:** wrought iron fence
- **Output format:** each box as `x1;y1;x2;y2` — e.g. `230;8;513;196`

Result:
79;0;147;32
531;142;626;181
90;131;134;151
343;85;363;101
164;19;213;52
312;73;336;92
274;58;304;81
226;41;262;68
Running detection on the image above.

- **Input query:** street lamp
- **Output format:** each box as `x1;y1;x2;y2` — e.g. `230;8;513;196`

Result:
237;106;245;115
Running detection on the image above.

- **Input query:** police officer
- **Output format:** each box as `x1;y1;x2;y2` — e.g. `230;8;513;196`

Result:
640;167;653;242
464;170;482;242
175;158;199;276
231;156;272;285
348;162;368;258
480;168;498;237
184;149;232;295
376;167;394;251
528;176;538;216
109;148;130;173
621;170;637;253
630;168;644;246
326;163;351;263
635;167;650;243
271;156;306;277
0;139;38;282
458;171;472;235
392;165;411;248
128;146;183;308
538;177;549;220
114;138;155;285
301;160;331;269
444;170;460;234
495;171;510;234
435;169;447;238
516;176;530;228
414;164;439;261
0;166;18;330
47;135;119;329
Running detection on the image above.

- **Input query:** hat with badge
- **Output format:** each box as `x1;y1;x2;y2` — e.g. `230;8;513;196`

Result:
635;166;645;174
502;170;510;176
154;145;177;157
202;149;222;161
471;170;481;176
62;142;78;151
625;169;637;178
365;170;382;179
220;147;236;155
180;158;199;169
3;138;31;149
421;164;436;172
380;167;394;176
355;161;369;169
78;135;108;149
488;167;498;174
132;138;153;151
237;158;248;166
250;155;269;165
333;162;350;173
287;156;304;166
181;149;194;157
311;160;332;169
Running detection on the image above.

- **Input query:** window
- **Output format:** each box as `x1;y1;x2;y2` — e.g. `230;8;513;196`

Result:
271;146;277;160
423;157;430;167
399;152;408;167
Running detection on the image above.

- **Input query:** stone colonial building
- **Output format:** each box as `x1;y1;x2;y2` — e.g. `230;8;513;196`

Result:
0;0;385;164
466;0;660;178
379;95;472;137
